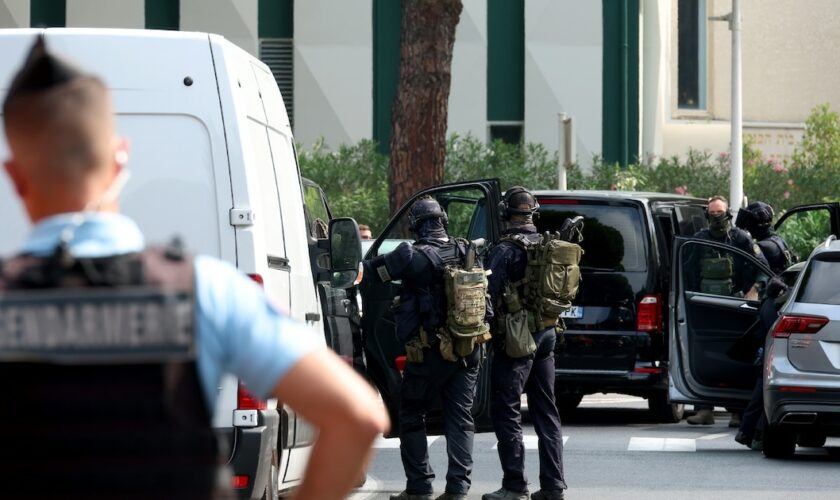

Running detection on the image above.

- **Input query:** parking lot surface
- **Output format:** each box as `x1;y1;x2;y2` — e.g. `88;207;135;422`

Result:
350;394;840;500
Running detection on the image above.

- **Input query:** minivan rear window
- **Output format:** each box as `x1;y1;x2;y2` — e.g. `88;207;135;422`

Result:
536;202;647;272
795;258;840;305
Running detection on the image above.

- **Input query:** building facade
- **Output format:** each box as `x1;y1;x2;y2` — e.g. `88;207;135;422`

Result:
2;0;838;170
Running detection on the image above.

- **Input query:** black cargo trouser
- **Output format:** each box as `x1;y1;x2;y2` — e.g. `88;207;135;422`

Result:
491;327;566;493
399;343;480;495
739;374;767;440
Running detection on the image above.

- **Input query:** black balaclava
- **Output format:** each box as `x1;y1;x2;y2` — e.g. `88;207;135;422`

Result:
708;213;731;239
410;197;448;240
503;186;538;232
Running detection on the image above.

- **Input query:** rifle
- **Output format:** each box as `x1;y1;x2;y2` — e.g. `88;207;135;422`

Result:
558;216;584;243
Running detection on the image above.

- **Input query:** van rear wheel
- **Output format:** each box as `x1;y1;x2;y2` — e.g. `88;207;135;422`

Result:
647;391;684;423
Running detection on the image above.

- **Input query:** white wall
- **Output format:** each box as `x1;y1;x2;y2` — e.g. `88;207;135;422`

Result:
293;0;372;148
447;0;487;139
181;0;258;55
525;0;602;172
67;0;143;28
640;0;669;158
0;0;29;28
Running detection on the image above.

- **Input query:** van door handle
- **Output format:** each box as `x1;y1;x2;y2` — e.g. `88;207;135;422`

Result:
739;303;757;311
305;313;321;323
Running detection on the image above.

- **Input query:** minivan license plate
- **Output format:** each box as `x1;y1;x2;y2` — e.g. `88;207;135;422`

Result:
560;306;583;319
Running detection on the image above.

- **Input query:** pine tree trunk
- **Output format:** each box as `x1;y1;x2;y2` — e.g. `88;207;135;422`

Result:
388;0;463;215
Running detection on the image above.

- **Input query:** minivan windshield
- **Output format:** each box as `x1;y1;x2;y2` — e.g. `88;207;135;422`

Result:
795;257;840;305
536;202;647;272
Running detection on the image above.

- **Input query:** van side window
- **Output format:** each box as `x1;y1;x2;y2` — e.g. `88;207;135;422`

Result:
304;184;330;239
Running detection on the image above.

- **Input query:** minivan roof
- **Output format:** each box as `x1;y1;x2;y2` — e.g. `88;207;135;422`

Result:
533;190;706;204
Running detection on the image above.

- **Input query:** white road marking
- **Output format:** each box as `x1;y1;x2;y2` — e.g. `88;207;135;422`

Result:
492;435;569;450
628;437;696;452
348;474;382;498
374;435;438;449
698;432;732;440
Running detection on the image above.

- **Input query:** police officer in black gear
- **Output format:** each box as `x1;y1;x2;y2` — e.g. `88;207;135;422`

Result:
688;195;769;426
483;187;566;500
363;196;484;500
735;277;789;450
732;201;791;447
735;201;792;274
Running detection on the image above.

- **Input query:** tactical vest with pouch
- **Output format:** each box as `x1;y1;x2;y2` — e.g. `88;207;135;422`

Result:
415;239;491;360
0;244;231;499
500;232;584;358
700;251;734;295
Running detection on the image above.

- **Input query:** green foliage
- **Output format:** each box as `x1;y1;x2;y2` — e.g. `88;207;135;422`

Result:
444;134;560;190
775;209;832;263
785;104;840;207
297;138;390;235
297;104;840;246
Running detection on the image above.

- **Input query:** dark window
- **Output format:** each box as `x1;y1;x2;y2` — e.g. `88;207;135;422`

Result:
678;0;706;109
796;258;840;305
680;242;769;298
537;204;647;272
489;124;523;145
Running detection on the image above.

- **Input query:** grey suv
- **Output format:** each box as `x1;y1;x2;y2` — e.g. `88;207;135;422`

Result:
762;236;840;458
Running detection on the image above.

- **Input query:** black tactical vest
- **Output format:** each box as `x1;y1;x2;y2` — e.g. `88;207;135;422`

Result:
0;245;231;499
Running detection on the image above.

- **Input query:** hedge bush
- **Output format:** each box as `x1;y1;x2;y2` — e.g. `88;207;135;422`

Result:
299;104;840;239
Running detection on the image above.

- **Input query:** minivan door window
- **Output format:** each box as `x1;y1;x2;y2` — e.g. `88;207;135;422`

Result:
775;207;832;264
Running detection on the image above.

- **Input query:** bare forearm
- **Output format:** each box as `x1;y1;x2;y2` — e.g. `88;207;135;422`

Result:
289;426;378;500
272;350;389;500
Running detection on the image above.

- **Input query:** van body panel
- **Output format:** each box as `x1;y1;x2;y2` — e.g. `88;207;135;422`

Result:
0;29;324;498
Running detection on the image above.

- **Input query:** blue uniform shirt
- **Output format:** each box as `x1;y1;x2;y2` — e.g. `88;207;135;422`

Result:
19;212;321;410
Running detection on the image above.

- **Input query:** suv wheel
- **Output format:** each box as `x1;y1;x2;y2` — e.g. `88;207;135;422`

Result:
797;431;827;448
647;391;684;423
763;425;797;459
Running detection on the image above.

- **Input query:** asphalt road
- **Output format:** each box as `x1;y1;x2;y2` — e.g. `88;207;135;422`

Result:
349;394;840;500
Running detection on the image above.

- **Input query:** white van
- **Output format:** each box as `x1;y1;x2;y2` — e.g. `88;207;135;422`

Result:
0;29;361;499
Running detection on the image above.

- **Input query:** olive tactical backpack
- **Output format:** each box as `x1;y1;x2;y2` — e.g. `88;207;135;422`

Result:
442;241;492;356
506;232;583;322
416;239;491;359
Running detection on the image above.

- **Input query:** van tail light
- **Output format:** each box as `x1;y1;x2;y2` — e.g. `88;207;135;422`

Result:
232;475;250;489
772;315;828;338
237;382;267;410
247;273;264;287
637;294;662;333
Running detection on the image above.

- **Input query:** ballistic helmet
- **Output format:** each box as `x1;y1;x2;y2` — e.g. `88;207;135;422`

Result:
735;201;774;231
408;196;448;233
499;186;539;221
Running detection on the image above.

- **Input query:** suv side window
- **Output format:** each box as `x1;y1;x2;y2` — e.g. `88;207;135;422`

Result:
681;242;770;299
795;256;840;305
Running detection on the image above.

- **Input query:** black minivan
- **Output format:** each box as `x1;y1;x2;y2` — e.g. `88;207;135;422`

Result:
533;190;708;422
